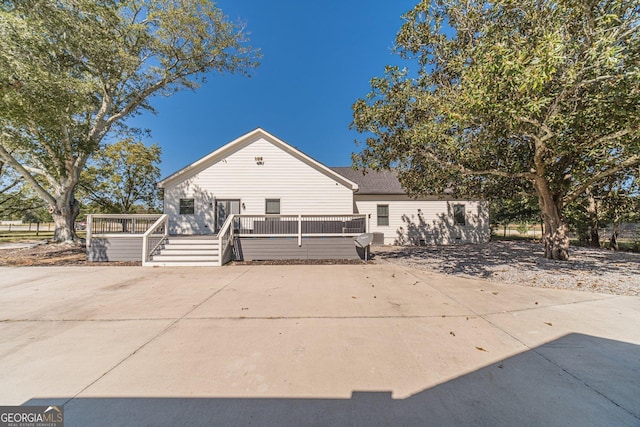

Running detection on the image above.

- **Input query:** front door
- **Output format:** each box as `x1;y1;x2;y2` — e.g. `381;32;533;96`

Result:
215;199;240;232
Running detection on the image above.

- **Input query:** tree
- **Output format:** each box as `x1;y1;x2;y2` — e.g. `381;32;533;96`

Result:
0;159;45;219
351;0;640;260
79;138;161;213
595;173;639;250
0;0;259;243
560;164;639;248
0;159;22;217
564;191;602;247
490;190;540;237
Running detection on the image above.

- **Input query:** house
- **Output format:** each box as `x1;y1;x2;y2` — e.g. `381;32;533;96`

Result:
158;128;489;246
86;128;489;265
158;128;359;235
331;167;489;245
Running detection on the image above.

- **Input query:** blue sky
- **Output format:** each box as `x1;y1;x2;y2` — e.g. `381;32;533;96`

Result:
128;0;418;177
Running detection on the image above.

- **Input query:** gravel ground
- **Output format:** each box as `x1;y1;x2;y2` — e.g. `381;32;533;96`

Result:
374;240;640;296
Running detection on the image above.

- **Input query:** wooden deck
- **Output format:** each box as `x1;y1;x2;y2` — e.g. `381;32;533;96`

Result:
85;214;370;265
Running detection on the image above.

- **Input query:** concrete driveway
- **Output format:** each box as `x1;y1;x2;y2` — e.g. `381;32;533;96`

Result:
0;263;638;426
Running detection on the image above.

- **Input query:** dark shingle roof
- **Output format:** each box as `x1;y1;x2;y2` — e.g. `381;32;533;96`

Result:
331;167;405;195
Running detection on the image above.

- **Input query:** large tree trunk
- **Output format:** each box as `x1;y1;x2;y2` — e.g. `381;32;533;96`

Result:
50;186;81;244
535;180;569;260
541;210;570;260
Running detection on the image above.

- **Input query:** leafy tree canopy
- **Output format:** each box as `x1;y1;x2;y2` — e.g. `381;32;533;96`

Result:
79;138;161;214
0;0;259;242
352;0;640;260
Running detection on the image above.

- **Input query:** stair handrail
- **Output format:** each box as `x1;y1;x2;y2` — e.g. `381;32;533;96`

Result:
216;214;235;266
142;214;169;266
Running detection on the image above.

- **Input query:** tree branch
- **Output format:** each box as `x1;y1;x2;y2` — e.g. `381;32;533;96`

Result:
27;121;63;173
458;165;535;180
104;78;167;128
422;148;536;180
88;77;113;141
0;142;57;207
61;124;72;157
564;154;640;204
78;182;114;210
0;177;21;194
104;56;197;129
591;128;632;147
23;165;47;176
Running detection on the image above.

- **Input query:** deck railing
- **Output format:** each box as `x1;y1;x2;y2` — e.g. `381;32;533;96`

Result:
217;214;236;266
86;214;162;247
234;214;368;246
86;213;369;265
142;215;169;265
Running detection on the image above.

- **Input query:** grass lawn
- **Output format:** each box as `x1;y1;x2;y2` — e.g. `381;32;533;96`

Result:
491;233;639;253
0;231;87;243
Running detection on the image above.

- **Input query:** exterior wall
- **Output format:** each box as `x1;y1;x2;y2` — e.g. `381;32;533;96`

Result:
354;195;490;245
87;237;143;262
235;237;362;260
163;137;354;234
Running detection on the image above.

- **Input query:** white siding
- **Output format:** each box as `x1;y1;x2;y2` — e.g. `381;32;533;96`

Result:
355;196;490;245
164;137;354;234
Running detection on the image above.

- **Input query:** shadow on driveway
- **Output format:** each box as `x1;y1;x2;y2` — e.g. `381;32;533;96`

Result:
26;333;640;426
377;240;640;280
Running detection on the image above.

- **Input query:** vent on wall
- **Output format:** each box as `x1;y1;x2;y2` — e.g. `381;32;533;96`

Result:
372;232;385;245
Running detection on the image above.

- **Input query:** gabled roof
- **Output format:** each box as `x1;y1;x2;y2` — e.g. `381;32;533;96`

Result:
330;167;405;195
158;128;359;190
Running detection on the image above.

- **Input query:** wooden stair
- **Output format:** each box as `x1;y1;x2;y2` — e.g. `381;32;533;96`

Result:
147;236;220;266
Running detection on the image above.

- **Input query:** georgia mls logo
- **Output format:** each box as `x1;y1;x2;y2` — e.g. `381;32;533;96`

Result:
0;405;64;427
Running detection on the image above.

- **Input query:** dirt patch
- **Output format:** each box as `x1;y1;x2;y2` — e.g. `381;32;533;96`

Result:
0;242;140;266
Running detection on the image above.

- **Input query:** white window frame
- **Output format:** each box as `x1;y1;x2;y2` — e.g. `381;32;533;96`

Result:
265;199;281;215
377;204;389;226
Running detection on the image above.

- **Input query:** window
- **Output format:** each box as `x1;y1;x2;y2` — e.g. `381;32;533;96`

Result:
265;199;280;215
453;204;466;226
179;198;194;215
377;205;389;226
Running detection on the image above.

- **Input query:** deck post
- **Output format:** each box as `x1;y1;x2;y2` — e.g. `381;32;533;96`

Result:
297;215;302;247
86;215;93;247
142;232;148;263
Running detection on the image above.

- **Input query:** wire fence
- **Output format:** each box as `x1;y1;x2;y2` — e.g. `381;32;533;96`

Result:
492;222;639;241
0;222;56;234
492;224;543;238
